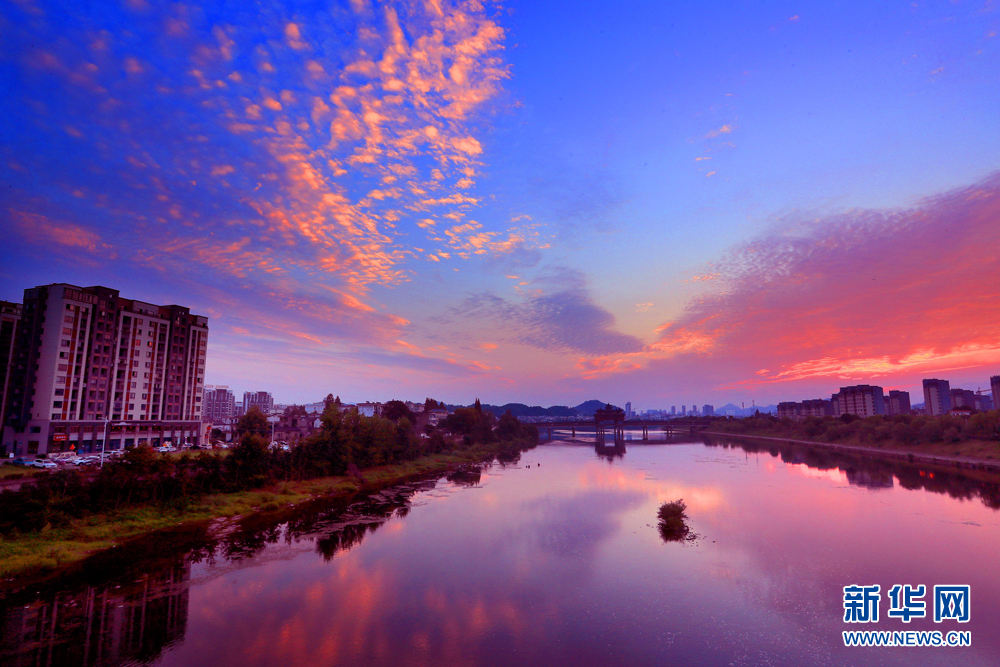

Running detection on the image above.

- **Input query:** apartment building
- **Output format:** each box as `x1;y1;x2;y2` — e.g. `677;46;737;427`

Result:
242;391;273;415
1;284;208;457
204;385;237;423
885;390;911;416
949;388;976;410
992;376;1000;412
831;385;885;417
777;398;833;420
922;379;951;416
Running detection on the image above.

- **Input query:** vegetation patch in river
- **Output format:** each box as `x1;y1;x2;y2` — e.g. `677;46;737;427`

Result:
657;499;696;543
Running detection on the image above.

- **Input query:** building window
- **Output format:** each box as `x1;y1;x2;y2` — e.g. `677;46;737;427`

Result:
53;401;62;408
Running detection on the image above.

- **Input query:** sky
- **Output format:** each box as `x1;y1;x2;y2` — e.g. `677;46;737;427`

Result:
1;0;999;409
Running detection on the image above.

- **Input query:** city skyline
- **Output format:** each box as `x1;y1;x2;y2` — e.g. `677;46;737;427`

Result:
2;1;999;407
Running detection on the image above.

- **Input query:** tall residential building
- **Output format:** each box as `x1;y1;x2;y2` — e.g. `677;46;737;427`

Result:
0;301;22;455
885;390;911;416
831;385;885;417
703;404;714;416
204;385;237;423
670;406;676;415
625;401;632;418
243;391;273;415
974;394;994;412
950;388;978;410
922;379;951;416
1;284;208;457
681;405;686;415
777;399;832;420
992;376;1000;412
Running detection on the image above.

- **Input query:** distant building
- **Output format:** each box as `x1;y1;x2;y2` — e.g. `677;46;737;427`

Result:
950;388;978;410
801;399;833;418
992;376;1000;412
203;385;237;423
885;390;911;416
272;406;322;444
243;391;273;415
778;399;833;420
702;404;714;416
670;406;676;415
425;408;449;427
777;402;799;419
356;402;381;417
681;405;686;415
922;379;951;416
831;385;884;417
625;401;632;418
974;394;993;412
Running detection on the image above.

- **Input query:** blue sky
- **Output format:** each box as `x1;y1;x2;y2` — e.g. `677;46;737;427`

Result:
2;0;999;408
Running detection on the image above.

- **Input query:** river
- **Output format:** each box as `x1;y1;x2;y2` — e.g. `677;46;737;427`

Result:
3;435;999;666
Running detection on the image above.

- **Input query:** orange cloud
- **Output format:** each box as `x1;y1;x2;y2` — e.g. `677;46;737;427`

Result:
705;124;733;138
651;173;1000;393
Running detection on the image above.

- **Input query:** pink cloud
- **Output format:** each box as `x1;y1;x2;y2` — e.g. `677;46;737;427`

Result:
648;172;1000;397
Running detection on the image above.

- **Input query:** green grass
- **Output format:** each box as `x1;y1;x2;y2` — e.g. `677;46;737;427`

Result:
0;465;46;480
0;444;515;580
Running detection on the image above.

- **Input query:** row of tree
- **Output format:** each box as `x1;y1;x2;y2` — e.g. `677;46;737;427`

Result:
713;411;1000;445
0;402;538;537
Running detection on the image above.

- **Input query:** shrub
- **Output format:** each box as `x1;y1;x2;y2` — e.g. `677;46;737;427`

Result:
657;499;691;542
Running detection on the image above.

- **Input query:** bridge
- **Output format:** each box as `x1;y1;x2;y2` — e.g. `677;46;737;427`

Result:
539;418;715;442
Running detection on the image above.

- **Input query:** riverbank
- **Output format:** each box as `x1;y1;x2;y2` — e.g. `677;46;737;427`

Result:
704;431;1000;471
0;444;513;581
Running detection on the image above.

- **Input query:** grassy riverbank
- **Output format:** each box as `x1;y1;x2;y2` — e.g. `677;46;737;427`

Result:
0;466;46;481
0;445;505;580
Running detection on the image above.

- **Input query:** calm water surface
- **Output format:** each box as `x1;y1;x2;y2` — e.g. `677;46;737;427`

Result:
4;437;1000;666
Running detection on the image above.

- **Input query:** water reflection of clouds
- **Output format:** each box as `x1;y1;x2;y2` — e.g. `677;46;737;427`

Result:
576;462;725;511
783;462;850;485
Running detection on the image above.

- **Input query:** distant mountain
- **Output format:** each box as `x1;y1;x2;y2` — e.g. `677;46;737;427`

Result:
443;399;615;418
573;399;618;416
479;403;577;418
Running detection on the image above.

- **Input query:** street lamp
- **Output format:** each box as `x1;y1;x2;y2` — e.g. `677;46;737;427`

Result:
101;418;129;468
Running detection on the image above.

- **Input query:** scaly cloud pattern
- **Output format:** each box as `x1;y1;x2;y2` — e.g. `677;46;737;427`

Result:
1;0;523;354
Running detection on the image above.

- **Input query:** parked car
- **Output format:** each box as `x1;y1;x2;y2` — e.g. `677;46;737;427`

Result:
31;459;57;469
10;458;29;466
72;456;98;466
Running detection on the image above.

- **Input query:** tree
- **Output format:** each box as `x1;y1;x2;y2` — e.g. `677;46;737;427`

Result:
424;397;440;410
474;398;483;414
237;405;270;438
229;433;270;489
382;400;416;423
496;409;521;440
